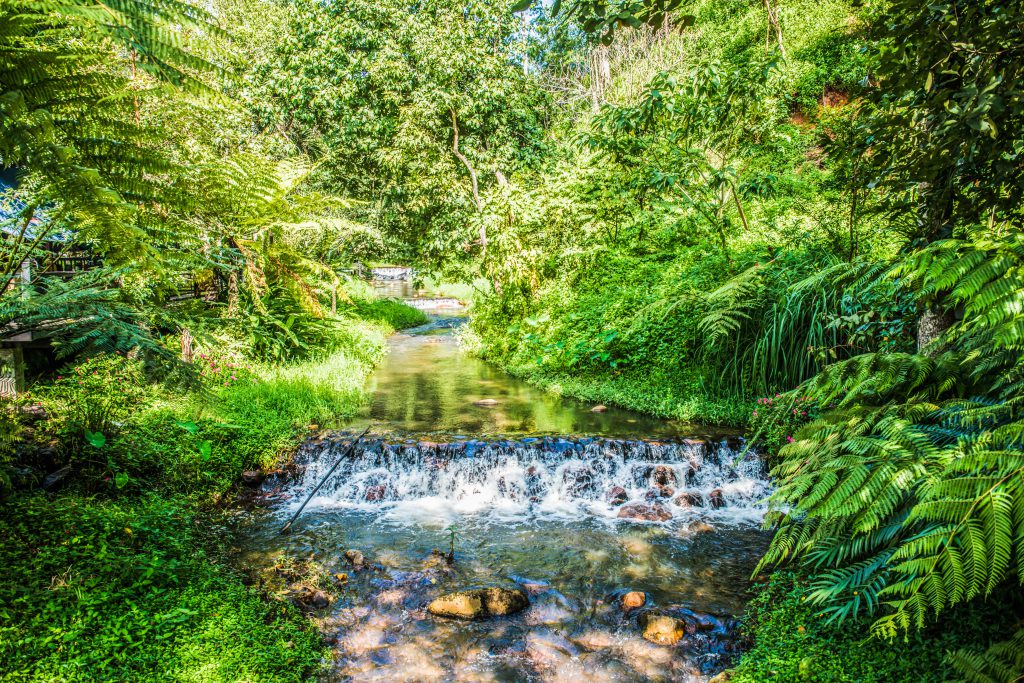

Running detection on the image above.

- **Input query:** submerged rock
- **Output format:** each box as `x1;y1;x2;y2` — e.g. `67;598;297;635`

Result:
344;549;366;568
688;520;715;534
617;502;672;522
427;586;530;619
365;485;386;502
591;405;608;412
621;591;647;610
639;612;687;645
473;399;500;406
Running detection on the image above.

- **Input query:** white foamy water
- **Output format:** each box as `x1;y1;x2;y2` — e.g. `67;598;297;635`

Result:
280;437;770;527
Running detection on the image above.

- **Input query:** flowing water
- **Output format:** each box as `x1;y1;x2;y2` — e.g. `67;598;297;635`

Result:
233;311;771;682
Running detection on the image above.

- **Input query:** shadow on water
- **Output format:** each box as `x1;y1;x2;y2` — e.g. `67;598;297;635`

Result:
232;312;769;682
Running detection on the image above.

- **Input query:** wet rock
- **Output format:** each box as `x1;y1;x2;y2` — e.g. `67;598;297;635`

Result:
709;670;733;683
344;549;365;568
421;549;451;570
562;466;596;496
483;586;530;615
639;612;687;645
605;486;628;506
617;502;672;522
688;520;715;534
644;484;674;499
241;470;264;487
473;399;499;407
427;586;529;619
709;488;726;509
653;465;677;487
591;405;608;413
674;491;703;507
365;485;386;502
621;591;647;610
427;591;483;619
41;466;71;491
291;585;332;610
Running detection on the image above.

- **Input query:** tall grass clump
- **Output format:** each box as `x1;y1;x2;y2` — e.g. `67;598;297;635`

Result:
213;322;388;458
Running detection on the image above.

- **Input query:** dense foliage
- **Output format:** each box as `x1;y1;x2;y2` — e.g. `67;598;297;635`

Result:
3;0;1023;679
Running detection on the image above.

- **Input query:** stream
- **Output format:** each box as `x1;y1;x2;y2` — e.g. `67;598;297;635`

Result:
231;310;771;682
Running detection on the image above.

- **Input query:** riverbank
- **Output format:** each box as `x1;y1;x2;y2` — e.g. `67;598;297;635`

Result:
479;359;751;427
4;309;1019;682
0;314;405;681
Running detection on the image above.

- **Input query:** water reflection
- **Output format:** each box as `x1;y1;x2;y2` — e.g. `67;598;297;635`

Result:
354;320;716;439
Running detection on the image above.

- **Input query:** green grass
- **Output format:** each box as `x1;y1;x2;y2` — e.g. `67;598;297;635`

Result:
353;297;429;330
0;317;393;681
0;495;325;682
497;362;750;426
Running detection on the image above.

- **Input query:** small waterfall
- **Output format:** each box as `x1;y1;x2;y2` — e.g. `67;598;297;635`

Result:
283;436;770;526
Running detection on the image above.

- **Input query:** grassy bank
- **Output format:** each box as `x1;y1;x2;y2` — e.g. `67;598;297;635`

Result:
0;309;416;681
484;360;750;426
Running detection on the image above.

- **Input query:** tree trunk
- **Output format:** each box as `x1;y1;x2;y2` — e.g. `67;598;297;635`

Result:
181;328;194;363
590;45;611;112
916;307;955;353
915;172;955;353
450;109;483;213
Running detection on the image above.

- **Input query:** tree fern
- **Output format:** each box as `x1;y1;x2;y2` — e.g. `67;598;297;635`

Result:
948;628;1024;683
760;229;1024;645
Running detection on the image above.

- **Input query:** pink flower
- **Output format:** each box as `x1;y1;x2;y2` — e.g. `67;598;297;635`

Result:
786;436;794;443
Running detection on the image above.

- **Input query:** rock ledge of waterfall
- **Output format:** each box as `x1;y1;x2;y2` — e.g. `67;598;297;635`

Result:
427;587;530;619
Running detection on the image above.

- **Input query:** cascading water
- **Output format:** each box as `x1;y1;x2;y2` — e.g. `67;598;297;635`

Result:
232;315;773;682
285;436;769;527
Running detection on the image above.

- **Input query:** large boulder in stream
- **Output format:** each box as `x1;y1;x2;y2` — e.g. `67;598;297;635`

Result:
638;612;688;645
617;502;672;522
427;586;530;619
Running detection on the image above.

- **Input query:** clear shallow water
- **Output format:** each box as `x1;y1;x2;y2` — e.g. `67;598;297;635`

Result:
233;317;770;682
351;318;723;439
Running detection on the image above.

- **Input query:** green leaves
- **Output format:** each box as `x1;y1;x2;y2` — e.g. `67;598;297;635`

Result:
85;430;107;449
761;232;1024;644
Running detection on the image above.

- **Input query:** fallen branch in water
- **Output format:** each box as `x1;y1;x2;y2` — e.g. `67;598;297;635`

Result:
279;425;372;534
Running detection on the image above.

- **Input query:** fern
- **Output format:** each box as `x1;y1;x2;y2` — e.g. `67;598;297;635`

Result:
948;627;1024;683
761;230;1024;645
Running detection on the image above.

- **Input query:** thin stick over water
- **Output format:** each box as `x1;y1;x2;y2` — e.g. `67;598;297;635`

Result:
279;425;372;534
